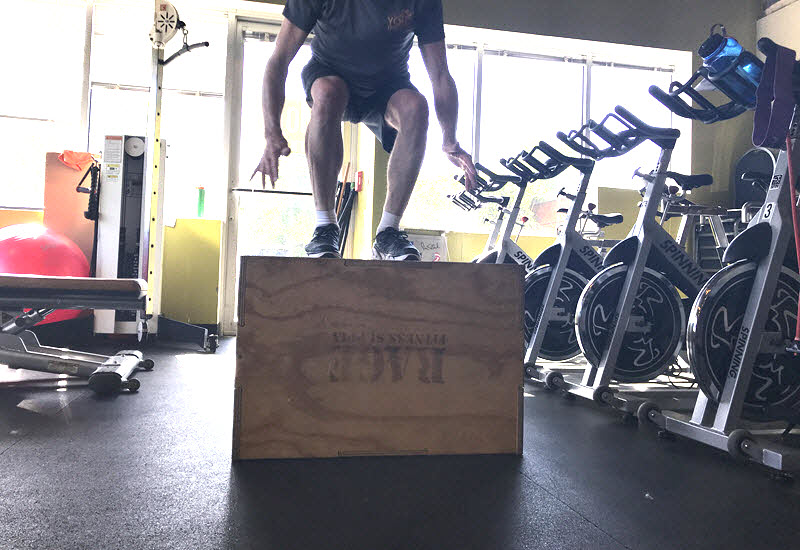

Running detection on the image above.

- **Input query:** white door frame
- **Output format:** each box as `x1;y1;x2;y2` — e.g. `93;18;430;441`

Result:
220;16;358;335
220;16;281;335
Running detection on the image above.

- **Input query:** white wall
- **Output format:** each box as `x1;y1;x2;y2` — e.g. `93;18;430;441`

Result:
758;1;800;50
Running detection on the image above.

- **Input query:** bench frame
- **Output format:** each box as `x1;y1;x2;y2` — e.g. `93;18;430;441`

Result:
0;276;153;393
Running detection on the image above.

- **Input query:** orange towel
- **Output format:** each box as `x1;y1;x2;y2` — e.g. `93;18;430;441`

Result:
58;151;96;171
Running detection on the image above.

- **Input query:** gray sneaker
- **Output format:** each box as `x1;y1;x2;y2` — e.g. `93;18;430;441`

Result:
372;228;421;261
305;224;342;259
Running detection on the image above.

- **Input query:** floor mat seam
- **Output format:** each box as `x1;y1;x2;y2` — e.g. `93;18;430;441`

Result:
518;467;634;550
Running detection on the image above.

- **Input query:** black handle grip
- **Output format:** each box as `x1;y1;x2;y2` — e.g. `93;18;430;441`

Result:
475;162;521;184
589;121;625;149
557;130;600;158
614;106;681;141
538;142;593;171
500;157;535;180
474;162;498;179
522;150;550;173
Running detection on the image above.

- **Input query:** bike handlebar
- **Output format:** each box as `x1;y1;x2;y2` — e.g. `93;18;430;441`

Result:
500;156;537;181
522;146;570;179
648;79;748;124
613;106;681;143
559;112;648;160
537;141;594;172
474;163;522;185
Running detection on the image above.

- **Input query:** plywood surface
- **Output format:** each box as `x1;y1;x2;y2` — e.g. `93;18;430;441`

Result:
234;257;524;460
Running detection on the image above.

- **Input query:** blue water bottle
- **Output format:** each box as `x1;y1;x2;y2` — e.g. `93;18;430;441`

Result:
698;25;763;108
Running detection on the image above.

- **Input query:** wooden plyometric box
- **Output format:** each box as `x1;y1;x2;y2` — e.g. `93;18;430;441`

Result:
233;257;524;460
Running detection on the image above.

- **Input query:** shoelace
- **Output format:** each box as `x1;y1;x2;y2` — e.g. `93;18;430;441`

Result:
315;225;339;241
377;228;411;246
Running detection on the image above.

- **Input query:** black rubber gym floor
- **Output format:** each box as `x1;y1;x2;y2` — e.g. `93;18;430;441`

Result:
1;338;799;550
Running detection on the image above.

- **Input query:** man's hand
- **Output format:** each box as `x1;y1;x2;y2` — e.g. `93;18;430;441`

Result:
252;133;292;188
443;142;477;192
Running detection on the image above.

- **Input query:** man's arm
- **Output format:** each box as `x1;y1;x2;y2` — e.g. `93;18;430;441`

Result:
252;19;309;188
420;40;477;191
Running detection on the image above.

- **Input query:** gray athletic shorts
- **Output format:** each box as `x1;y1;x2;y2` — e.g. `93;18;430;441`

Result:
301;57;418;153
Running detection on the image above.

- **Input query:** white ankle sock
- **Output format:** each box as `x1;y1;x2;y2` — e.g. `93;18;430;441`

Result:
376;210;401;234
315;209;338;228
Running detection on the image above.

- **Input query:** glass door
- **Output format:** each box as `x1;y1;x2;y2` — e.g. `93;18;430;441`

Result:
221;19;351;333
235;27;316;258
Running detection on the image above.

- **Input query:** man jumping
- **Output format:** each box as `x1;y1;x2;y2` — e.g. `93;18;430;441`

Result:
253;0;477;260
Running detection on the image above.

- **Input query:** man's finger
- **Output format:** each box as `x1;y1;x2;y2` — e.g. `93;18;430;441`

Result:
464;167;477;192
270;158;279;187
464;158;477;176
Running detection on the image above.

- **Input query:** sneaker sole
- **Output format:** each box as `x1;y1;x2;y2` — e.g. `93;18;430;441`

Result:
372;248;422;261
306;251;342;259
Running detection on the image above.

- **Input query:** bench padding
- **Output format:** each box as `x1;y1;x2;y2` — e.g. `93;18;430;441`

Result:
0;275;146;296
0;275;147;311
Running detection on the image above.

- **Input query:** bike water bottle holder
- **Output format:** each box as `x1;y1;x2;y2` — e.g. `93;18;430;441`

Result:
649;25;763;123
649;72;749;124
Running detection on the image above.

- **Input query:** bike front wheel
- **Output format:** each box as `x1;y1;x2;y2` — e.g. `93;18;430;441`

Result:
575;264;685;383
687;261;800;422
524;265;588;361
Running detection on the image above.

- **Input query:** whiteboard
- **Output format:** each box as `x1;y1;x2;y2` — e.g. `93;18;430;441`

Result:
403;229;449;262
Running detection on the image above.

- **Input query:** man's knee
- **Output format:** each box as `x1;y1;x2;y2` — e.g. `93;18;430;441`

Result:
388;90;429;133
310;77;349;120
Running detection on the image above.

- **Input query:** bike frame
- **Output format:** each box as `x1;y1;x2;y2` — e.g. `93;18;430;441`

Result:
651;107;800;471
474;177;540;276
580;140;731;389
521;162;607;365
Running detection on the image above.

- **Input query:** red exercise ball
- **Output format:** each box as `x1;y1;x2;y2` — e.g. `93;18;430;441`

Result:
0;223;91;324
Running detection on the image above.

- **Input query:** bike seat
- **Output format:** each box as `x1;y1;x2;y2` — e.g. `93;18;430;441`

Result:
666;171;713;191
615;106;681;141
588;213;624;227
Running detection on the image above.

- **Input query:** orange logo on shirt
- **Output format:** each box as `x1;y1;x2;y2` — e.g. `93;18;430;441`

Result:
387;9;414;31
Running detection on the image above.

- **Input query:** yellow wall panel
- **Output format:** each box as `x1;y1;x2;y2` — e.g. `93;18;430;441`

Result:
161;219;222;326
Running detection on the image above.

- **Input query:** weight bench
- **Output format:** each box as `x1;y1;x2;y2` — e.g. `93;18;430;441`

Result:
0;275;153;394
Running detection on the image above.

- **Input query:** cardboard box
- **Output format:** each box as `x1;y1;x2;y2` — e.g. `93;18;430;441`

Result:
233;257;524;460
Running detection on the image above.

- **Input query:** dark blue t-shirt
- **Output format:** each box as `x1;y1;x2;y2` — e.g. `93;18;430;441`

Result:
283;0;445;90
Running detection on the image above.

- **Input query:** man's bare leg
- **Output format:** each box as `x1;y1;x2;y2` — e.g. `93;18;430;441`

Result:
382;88;430;220
304;76;349;258
306;76;349;212
372;88;429;260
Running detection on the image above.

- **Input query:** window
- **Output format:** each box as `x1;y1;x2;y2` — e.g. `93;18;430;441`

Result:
235;32;317;259
479;53;585;235
401;46;477;233
588;64;677;194
0;0;87;208
88;1;228;222
399;35;688;236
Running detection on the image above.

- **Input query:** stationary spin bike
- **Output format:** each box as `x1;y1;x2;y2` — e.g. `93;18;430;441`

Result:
640;31;800;472
538;106;731;410
450;145;624;360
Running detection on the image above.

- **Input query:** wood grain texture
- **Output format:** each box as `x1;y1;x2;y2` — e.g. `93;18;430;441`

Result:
233;257;524;460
